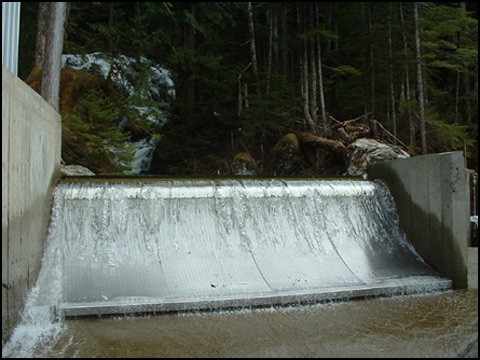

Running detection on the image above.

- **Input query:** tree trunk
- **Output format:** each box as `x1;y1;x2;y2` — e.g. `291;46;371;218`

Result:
35;2;49;68
333;3;339;53
272;6;279;74
475;64;478;117
297;4;315;132
247;2;261;95
400;2;415;147
454;70;460;124
41;2;67;111
327;4;333;52
296;132;346;153
388;4;397;144
109;2;114;27
308;5;317;123
315;3;327;131
301;45;316;132
243;83;249;109
367;5;375;122
266;6;273;98
280;5;288;76
414;2;427;154
237;73;243;118
183;3;196;112
464;63;472;125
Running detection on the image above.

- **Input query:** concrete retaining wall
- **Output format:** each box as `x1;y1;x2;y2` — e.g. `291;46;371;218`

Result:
369;151;472;289
2;66;61;343
468;247;478;289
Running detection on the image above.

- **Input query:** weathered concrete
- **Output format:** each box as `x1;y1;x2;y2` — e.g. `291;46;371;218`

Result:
468;247;478;289
369;151;472;289
2;65;61;343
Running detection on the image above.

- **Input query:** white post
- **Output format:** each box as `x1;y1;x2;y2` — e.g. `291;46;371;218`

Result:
2;2;21;76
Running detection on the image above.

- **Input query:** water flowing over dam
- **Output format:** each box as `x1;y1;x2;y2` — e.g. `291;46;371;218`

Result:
33;178;450;319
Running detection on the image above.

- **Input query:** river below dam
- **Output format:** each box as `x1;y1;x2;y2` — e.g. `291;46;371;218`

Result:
5;289;477;358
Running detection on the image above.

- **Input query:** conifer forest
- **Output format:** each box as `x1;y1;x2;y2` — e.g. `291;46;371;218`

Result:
19;2;478;176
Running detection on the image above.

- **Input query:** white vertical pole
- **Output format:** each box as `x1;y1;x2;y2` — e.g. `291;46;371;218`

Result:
2;2;21;76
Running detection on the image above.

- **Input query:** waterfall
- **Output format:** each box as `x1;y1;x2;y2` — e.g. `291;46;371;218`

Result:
50;179;449;316
2;179;451;357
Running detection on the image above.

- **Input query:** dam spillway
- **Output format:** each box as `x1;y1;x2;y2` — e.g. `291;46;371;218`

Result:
42;179;450;318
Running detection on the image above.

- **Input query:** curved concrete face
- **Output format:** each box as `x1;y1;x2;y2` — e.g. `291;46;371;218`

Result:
41;179;450;317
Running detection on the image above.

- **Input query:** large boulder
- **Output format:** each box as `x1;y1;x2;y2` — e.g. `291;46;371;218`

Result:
26;53;175;175
346;138;409;177
272;133;302;176
25;66;110;115
232;152;258;176
61;165;95;176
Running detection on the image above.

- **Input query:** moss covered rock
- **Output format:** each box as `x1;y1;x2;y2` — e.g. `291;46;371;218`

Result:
272;133;302;176
25;66;111;115
25;66;131;174
232;152;258;176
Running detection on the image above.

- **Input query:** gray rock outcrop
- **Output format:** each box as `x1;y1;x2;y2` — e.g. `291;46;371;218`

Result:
346;138;409;177
61;164;95;176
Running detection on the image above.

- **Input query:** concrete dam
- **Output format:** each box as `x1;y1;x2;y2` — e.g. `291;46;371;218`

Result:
3;66;476;357
32;178;451;319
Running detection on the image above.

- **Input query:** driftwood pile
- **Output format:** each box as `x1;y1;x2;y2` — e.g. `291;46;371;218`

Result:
232;113;410;177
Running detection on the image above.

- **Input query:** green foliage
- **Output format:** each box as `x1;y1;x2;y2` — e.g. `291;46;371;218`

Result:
425;109;476;153
297;28;339;42
331;65;362;77
152;110;234;176
62;89;133;174
19;2;478;174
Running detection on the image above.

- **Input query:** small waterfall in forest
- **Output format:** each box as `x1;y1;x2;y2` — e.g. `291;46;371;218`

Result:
2;179;451;357
39;178;452;315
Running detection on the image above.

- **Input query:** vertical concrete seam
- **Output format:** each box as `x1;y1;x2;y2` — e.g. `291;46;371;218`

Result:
7;70;12;334
426;155;432;259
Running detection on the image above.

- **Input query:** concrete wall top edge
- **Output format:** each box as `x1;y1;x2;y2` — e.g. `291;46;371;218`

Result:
376;151;466;169
2;66;61;125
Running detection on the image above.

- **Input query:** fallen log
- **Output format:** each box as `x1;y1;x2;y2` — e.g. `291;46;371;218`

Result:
295;132;347;153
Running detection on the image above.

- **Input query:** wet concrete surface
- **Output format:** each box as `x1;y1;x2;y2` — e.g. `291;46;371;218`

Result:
23;289;478;358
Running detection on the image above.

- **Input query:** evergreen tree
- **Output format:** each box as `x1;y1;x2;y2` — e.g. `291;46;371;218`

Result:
18;2;478;174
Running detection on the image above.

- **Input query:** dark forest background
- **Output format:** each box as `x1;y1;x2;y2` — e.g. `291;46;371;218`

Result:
18;2;478;175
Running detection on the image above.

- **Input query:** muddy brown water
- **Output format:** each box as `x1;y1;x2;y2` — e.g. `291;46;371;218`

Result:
17;289;477;358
